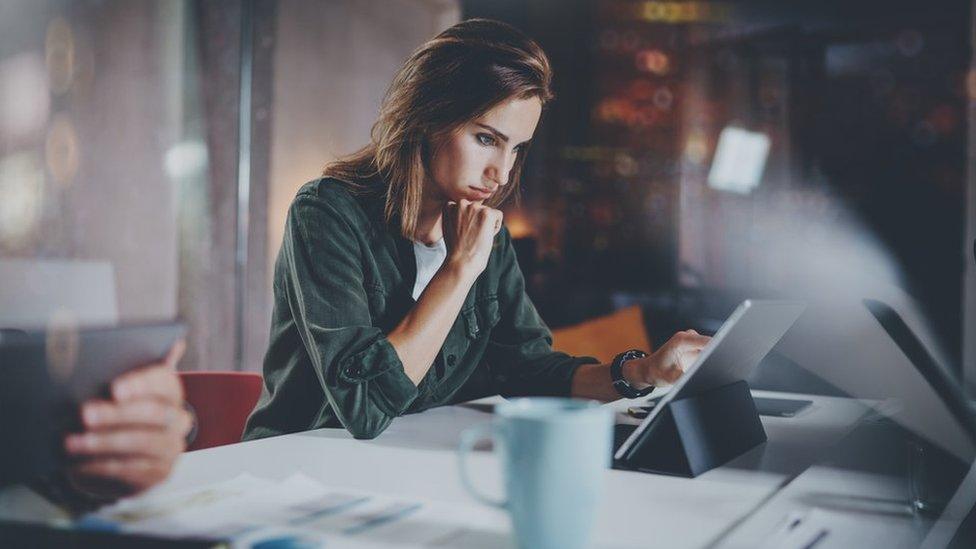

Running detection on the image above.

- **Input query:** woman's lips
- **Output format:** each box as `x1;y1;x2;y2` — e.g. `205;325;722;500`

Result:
468;186;493;199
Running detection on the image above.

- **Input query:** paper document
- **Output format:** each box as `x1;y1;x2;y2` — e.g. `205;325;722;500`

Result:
78;474;512;548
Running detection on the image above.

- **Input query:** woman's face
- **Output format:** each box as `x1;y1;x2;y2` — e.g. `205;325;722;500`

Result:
427;96;542;203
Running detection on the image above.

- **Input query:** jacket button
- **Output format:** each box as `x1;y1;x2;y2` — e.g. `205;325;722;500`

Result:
447;354;457;366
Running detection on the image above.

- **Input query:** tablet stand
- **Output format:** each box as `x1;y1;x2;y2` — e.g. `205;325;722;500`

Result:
615;380;766;477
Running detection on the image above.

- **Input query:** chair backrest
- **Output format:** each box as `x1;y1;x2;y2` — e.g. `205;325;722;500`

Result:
551;305;652;364
179;371;263;451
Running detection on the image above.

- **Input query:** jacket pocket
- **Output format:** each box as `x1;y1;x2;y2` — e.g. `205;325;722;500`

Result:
364;283;388;321
462;295;500;340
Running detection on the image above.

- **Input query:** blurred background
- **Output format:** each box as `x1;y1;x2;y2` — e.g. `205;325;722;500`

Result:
1;0;974;402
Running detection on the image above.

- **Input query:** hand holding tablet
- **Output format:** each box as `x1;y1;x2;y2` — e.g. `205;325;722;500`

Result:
0;321;190;502
64;339;193;500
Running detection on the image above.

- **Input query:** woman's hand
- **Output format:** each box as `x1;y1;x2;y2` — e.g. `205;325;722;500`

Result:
441;199;503;279
627;330;711;388
64;340;192;500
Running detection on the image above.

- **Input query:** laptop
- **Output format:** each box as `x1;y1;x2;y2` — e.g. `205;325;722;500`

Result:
863;299;976;450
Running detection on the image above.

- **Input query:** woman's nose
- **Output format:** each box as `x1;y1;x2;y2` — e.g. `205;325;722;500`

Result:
487;151;514;186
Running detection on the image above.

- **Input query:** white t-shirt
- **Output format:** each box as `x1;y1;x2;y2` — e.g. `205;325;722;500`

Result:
412;238;447;300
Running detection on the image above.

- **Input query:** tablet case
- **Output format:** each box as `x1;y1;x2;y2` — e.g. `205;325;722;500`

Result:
614;380;766;477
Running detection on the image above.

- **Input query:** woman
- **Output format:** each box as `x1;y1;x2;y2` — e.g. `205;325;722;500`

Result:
243;19;709;441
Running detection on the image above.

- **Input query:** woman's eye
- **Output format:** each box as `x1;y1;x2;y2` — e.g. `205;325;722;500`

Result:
476;133;496;146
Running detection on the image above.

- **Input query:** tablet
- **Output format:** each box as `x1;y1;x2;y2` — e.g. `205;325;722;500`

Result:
0;321;186;486
614;300;805;461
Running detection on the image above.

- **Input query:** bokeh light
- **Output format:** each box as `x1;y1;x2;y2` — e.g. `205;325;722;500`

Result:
164;140;209;180
652;87;674;111
0;53;51;144
45;113;80;186
0;153;46;250
45;16;75;95
633;1;732;24
636;49;670;75
683;133;709;164
45;309;80;383
504;208;536;239
613;153;638;177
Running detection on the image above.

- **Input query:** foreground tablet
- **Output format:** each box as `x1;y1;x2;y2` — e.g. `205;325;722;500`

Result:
0;321;186;486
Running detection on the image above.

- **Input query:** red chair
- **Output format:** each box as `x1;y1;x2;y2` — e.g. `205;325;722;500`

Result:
178;371;263;451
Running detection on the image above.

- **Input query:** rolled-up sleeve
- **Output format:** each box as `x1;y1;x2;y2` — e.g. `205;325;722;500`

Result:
283;194;417;439
483;230;599;397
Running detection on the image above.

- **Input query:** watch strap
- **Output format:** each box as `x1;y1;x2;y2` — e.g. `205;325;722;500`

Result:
610;349;654;399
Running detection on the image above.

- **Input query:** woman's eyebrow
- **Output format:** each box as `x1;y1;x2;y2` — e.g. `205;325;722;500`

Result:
475;123;509;142
475;123;531;146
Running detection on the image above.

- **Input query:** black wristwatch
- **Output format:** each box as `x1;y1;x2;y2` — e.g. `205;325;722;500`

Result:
610;349;654;399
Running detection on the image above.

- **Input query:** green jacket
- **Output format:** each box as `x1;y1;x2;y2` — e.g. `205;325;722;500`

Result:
243;178;596;440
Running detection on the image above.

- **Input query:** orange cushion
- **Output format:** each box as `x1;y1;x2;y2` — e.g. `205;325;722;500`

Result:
550;305;651;364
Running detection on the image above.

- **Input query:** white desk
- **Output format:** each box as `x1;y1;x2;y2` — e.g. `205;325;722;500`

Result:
156;390;871;548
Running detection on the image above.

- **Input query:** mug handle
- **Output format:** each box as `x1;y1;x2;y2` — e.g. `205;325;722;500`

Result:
458;422;507;509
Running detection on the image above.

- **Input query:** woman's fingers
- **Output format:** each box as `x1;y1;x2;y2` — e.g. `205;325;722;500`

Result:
79;398;192;432
441;199;501;277
450;200;500;232
164;339;187;367
111;361;185;406
678;330;711;348
445;202;500;247
65;420;188;459
490;209;503;236
652;351;696;384
644;330;711;386
63;401;190;499
61;340;189;499
671;349;701;379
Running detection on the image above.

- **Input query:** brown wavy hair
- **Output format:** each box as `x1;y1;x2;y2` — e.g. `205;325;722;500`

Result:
322;18;554;239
